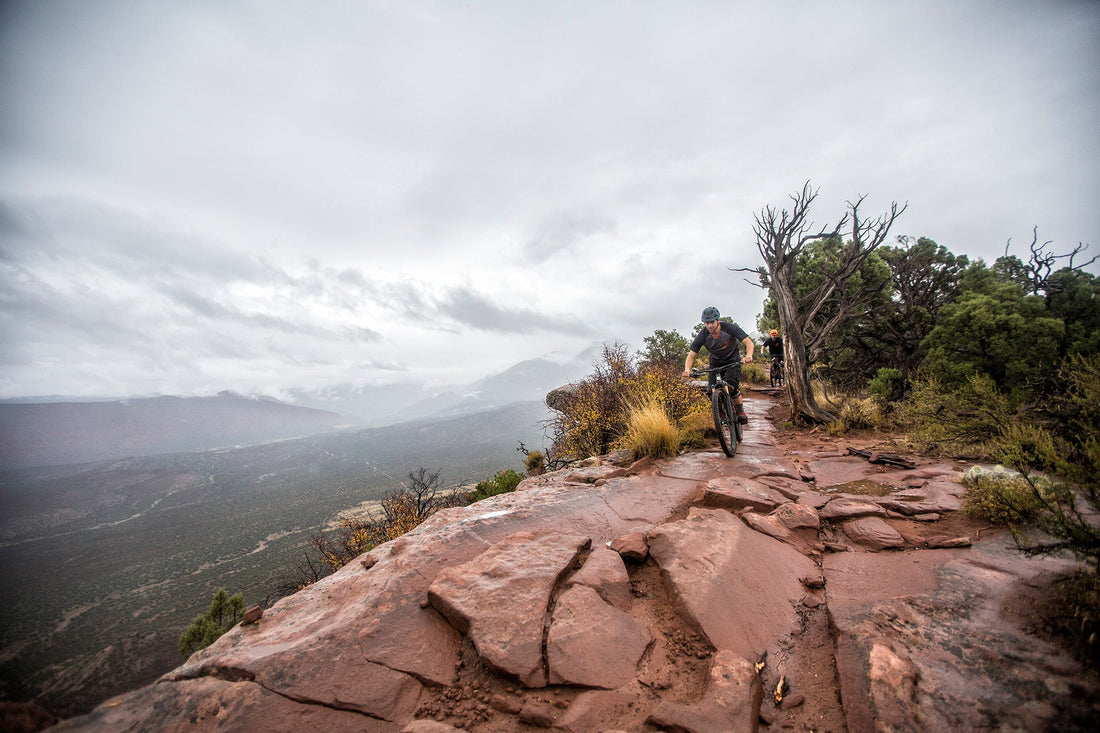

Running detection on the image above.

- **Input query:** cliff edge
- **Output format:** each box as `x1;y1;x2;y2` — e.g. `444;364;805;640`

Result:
52;394;1100;732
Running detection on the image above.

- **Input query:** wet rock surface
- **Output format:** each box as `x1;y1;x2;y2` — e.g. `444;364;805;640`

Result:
54;391;1100;732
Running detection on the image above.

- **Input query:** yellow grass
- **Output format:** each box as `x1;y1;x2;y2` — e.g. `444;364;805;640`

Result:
621;396;681;459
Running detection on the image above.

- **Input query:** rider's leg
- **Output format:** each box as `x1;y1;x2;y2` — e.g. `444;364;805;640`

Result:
724;365;749;423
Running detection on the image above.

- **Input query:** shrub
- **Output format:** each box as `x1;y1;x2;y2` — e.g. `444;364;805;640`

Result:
549;343;707;460
992;355;1100;571
524;450;545;475
821;395;882;436
741;362;767;384
620;396;680;459
179;588;245;658
868;367;905;405
308;468;458;575
962;465;1046;525
896;372;1011;457
467;469;524;502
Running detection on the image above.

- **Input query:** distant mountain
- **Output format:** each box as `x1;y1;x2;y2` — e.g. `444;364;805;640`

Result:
0;392;348;468
0;344;603;468
364;346;602;424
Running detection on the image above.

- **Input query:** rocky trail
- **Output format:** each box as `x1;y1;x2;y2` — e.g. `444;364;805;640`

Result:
53;389;1100;732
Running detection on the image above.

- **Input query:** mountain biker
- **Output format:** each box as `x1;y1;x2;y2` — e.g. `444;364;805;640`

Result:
762;328;783;364
682;306;754;424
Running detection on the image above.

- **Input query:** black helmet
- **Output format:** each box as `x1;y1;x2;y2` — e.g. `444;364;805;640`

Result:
701;306;720;322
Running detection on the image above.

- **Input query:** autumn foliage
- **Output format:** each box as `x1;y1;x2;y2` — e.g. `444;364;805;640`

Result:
549;342;707;460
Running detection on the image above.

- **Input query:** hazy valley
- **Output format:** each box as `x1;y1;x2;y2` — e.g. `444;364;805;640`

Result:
0;398;551;718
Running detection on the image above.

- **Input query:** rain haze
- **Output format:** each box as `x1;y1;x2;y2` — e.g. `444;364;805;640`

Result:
1;0;1097;403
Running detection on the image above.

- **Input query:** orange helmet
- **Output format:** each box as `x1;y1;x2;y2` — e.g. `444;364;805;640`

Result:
769;329;778;336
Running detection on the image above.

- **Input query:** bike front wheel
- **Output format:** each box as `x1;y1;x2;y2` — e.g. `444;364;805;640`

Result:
712;388;737;457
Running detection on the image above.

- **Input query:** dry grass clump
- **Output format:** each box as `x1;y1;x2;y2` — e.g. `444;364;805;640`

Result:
678;409;713;449
823;395;883;436
621;396;681;459
741;362;767;384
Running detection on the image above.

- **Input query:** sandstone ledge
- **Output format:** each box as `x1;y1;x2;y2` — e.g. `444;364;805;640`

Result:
54;396;1100;732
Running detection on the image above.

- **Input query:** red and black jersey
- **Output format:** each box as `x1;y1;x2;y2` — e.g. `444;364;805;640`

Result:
690;322;749;367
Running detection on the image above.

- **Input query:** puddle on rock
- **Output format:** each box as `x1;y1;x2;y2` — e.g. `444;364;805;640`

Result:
823;479;894;496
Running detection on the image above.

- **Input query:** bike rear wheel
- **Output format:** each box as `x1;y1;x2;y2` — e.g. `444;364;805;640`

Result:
712;387;737;457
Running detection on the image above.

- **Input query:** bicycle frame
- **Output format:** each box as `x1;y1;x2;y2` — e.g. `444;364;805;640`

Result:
690;366;743;457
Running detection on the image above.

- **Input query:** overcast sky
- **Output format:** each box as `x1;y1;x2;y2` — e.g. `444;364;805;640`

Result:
1;0;1097;400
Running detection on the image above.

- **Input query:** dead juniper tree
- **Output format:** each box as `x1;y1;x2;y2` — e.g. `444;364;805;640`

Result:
741;181;906;424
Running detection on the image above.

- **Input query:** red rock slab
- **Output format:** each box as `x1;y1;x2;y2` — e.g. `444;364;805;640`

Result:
874;480;964;515
646;650;762;733
555;690;651;733
819;496;887;521
427;531;591;687
824;540;1097;732
743;502;822;555
796;492;831;509
840;516;906;549
609;531;649;562
756;475;806;500
546;585;652;688
52;676;400;732
806;457;879;488
646;508;818;658
565;545;633;611
698;476;790;513
172;557;443;716
772;501;821;530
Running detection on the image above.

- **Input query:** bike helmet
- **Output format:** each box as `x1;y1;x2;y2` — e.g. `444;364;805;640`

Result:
701;306;720;322
770;329;778;336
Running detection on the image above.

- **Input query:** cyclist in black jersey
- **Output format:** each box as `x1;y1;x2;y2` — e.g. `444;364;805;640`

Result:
762;329;783;362
682;306;754;423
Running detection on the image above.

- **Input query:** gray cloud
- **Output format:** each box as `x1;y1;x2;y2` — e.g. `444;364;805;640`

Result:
523;212;617;262
434;286;594;337
0;1;1096;398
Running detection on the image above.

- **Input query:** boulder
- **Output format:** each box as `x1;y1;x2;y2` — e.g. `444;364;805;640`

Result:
609;532;649;562
545;383;578;412
546;585;652;688
565;546;633;611
772;501;821;530
840;516;906;550
427;531;591;687
741;504;821;554
819;497;887;521
646;508;818;657
874;480;964;516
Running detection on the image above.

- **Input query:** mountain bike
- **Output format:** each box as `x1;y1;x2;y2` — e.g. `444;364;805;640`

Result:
770;356;785;388
691;367;743;457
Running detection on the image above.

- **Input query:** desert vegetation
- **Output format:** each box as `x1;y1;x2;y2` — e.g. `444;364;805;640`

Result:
546;341;709;462
744;201;1099;659
179;588;245;657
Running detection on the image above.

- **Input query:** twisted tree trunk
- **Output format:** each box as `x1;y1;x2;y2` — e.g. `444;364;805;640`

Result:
749;181;906;425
